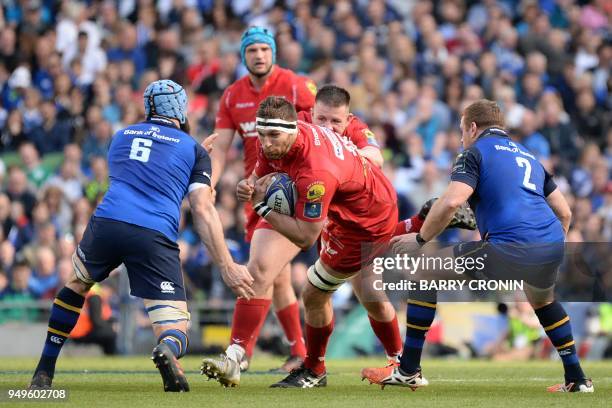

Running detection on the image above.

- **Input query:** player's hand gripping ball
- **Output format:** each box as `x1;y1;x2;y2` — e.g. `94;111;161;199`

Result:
263;173;297;216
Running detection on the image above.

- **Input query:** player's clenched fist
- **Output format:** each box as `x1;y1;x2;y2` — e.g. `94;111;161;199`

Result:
236;179;254;202
251;174;275;204
220;262;255;299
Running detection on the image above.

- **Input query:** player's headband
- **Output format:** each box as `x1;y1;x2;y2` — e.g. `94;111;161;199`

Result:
255;117;297;134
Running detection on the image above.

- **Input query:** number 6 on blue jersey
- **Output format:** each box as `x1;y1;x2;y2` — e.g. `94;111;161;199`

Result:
130;137;153;163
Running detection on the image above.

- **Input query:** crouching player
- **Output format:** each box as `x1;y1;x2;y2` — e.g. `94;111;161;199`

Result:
204;96;399;388
30;80;253;392
361;100;593;393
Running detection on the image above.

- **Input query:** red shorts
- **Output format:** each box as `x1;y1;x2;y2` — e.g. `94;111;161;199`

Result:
319;219;395;273
244;202;273;242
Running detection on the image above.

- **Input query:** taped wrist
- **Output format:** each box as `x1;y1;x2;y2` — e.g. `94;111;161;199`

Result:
254;201;272;218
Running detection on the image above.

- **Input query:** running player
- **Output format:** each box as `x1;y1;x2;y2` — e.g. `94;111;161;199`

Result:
29;80;252;392
209;27;317;372
203;96;399;388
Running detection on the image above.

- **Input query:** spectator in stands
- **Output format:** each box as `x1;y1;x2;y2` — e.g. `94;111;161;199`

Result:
0;260;39;322
27;246;57;299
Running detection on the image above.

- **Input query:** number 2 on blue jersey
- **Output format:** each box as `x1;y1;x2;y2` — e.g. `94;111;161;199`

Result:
515;157;536;191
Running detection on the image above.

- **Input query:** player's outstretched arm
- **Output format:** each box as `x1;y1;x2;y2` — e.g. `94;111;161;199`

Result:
358;146;384;168
209;128;235;187
189;186;255;299
545;188;572;235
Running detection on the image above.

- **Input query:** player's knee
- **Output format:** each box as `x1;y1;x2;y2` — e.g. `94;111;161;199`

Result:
65;277;93;296
69;252;95;294
144;299;191;331
306;259;350;293
247;257;277;290
273;266;292;289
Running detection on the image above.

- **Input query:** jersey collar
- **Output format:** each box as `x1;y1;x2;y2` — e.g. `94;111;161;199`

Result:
248;65;280;94
145;116;179;129
478;127;509;139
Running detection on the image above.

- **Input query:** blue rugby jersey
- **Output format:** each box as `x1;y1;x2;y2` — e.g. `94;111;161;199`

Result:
95;117;211;241
450;128;564;246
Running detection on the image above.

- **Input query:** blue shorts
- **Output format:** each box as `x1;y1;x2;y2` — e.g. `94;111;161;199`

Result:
453;241;562;289
77;216;185;301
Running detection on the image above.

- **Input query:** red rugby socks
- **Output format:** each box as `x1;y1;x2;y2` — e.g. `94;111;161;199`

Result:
276;302;307;358
230;298;271;357
303;320;334;375
368;313;403;359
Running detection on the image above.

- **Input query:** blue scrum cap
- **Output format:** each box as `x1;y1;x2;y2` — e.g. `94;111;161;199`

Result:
240;26;276;65
143;79;187;124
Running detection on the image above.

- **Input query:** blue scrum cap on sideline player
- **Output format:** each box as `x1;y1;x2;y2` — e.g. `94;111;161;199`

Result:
143;79;187;124
240;26;276;65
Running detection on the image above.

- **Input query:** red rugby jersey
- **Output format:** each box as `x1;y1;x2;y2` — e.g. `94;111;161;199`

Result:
255;121;396;234
216;66;316;176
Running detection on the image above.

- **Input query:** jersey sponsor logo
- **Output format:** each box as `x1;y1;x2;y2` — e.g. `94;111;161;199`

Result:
304;202;322;219
306;80;317;96
494;143;535;160
150;126;161;133
239;121;258;137
160;281;175;294
50;336;63;344
235;102;255;108
306;182;325;201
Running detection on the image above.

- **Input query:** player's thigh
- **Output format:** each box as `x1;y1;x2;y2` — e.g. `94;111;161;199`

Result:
249;226;300;288
74;216;124;287
122;227;186;302
352;263;393;305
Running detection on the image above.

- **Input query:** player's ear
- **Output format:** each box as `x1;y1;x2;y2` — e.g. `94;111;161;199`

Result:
470;121;478;136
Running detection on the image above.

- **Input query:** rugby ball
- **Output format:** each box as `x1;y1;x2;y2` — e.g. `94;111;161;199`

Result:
264;173;297;216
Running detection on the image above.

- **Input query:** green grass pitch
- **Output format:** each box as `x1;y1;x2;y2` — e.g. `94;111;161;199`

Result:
0;356;610;407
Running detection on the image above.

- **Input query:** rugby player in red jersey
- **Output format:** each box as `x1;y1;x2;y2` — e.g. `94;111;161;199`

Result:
207;27;317;374
206;96;400;388
300;85;403;364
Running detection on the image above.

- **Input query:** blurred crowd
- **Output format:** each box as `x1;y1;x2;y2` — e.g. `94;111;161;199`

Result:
0;0;610;327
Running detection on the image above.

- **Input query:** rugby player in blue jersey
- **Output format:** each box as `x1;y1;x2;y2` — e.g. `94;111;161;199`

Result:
362;100;593;393
29;80;253;392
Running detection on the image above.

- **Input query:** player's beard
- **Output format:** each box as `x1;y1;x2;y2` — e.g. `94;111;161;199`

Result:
247;61;273;78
